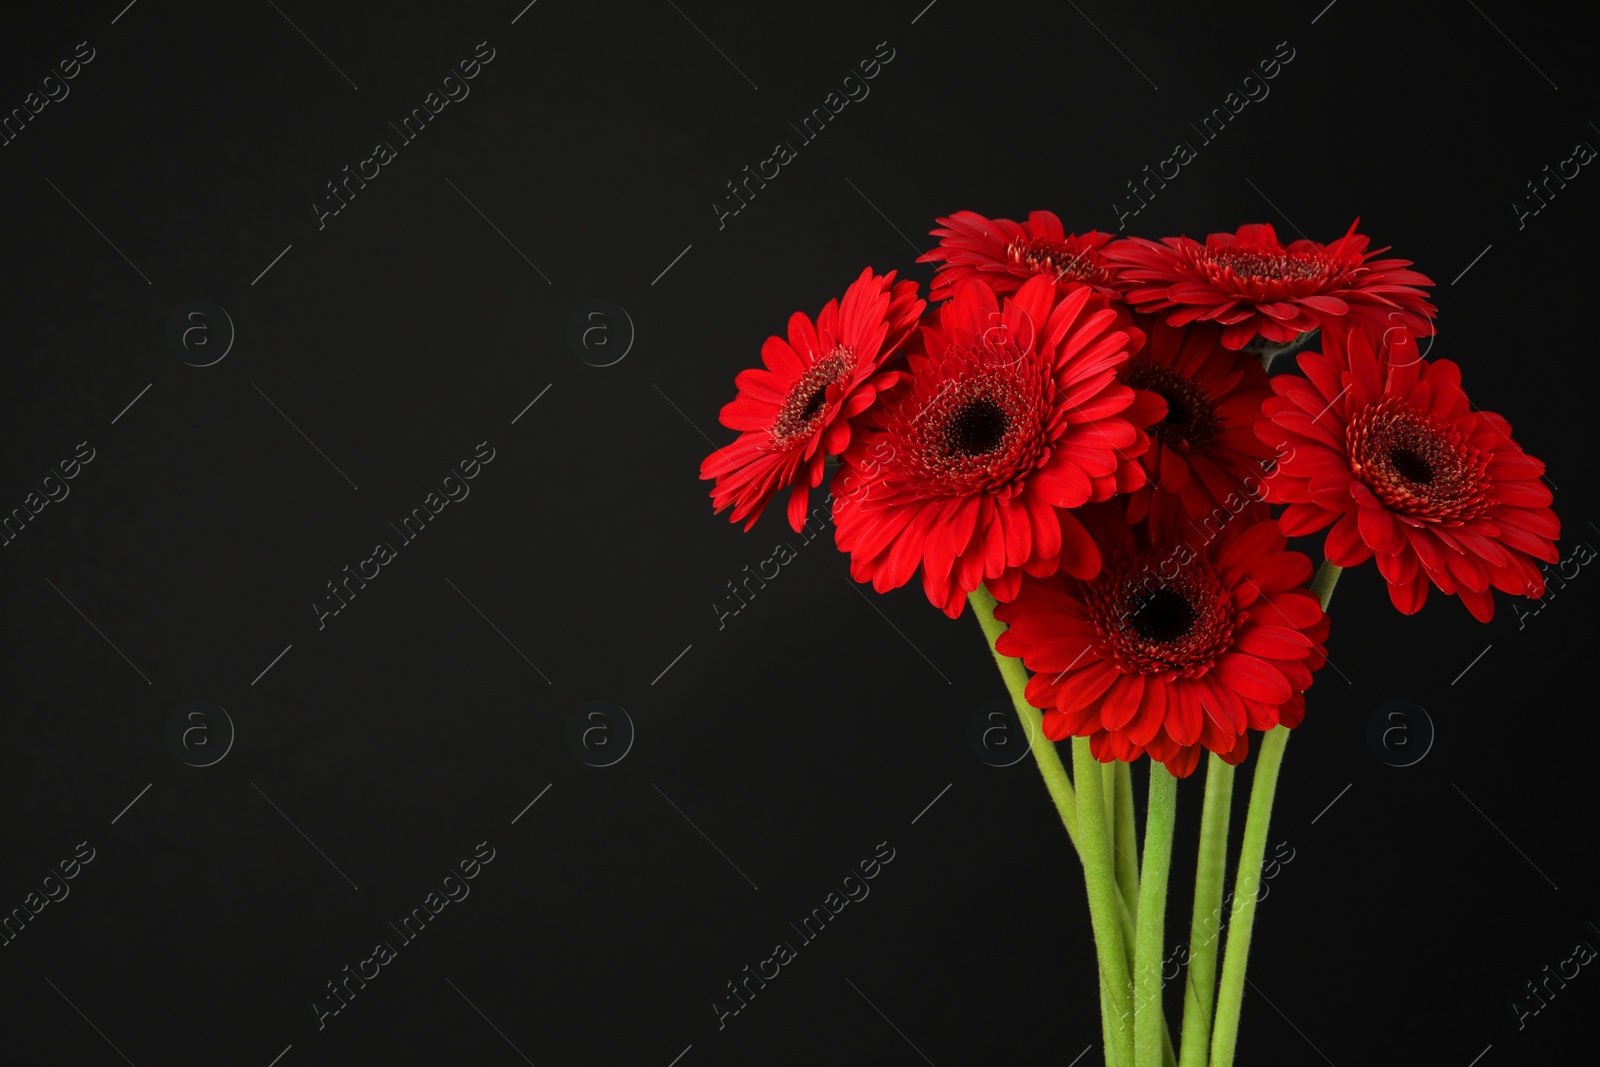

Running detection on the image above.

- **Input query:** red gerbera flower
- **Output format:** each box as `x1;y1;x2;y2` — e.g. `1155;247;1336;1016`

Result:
701;267;924;531
1120;317;1277;526
1254;324;1560;622
917;210;1122;304
1106;221;1437;350
993;505;1329;778
832;275;1159;618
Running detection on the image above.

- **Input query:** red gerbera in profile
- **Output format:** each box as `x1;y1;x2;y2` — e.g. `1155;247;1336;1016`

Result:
1120;318;1276;525
994;505;1329;778
701;267;924;531
917;210;1122;304
1255;324;1559;622
832;275;1159;618
1107;221;1437;350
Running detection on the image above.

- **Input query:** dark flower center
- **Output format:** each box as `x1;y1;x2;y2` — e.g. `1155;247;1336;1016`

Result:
769;347;853;449
1348;397;1491;520
891;356;1046;496
1388;447;1433;485
1193;242;1358;298
1207;249;1325;282
1123;361;1220;453
1006;239;1113;285
798;386;829;423
944;397;1010;456
1084;550;1239;676
1127;587;1198;643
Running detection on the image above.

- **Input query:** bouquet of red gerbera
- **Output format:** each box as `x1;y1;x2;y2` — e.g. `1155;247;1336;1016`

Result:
696;210;1559;1066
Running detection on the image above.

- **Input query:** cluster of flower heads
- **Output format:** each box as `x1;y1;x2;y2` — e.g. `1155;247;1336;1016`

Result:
700;210;1559;776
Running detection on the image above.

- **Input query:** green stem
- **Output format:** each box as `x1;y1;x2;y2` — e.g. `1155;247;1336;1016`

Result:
1073;737;1135;1067
1100;972;1118;1065
1208;561;1342;1066
1133;764;1178;1067
1115;765;1177;1067
1311;562;1343;609
967;587;1080;853
968;585;1173;1064
1246;327;1320;372
1206;725;1287;1067
1114;761;1141;927
1177;754;1237;1067
1102;759;1118;849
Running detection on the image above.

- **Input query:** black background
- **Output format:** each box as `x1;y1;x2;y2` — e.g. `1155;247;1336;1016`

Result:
2;1;1596;1064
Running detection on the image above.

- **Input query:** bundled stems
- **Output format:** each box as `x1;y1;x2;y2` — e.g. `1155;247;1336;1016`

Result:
1133;765;1178;1067
1207;562;1342;1066
969;585;1179;1067
1113;762;1142;925
1176;754;1236;1066
1073;736;1136;1066
1206;725;1288;1066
